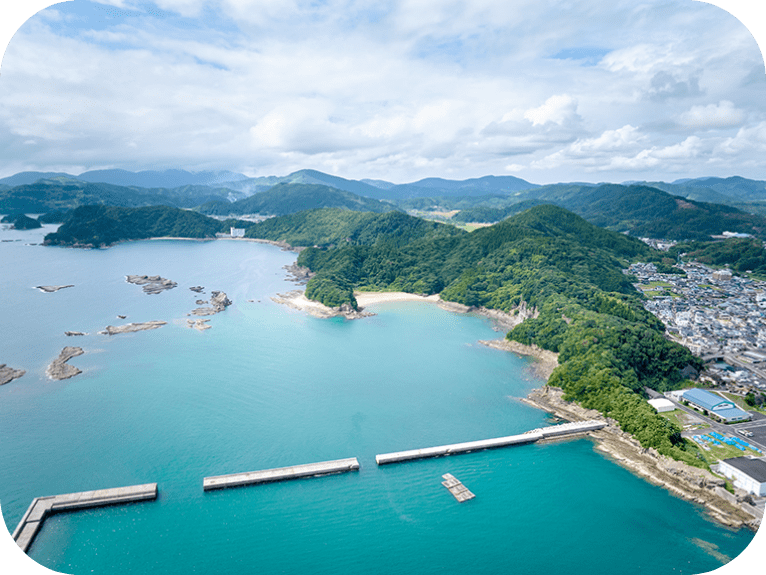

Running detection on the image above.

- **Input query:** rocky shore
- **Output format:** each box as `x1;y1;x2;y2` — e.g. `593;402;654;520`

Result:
126;275;177;294
478;338;559;380
99;321;167;335
271;290;373;319
522;385;759;530
0;364;25;385
46;347;84;380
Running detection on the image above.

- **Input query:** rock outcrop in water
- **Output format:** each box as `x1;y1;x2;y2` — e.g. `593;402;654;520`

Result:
46;347;84;380
36;285;74;293
126;275;177;294
189;291;232;317
100;321;167;335
0;364;26;385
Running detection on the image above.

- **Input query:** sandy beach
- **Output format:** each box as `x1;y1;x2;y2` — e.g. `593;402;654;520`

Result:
354;291;440;306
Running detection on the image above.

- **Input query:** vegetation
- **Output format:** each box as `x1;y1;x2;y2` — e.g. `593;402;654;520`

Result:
43;205;233;247
197;183;397;217
0;177;237;213
669;237;766;276
42;200;710;467
2;213;42;229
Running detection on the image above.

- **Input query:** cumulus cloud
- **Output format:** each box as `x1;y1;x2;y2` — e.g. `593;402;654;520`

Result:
523;95;580;127
1;0;765;183
678;100;745;129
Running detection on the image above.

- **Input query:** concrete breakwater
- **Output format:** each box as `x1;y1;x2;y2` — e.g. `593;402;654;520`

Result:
13;483;158;553
375;420;606;465
203;458;361;491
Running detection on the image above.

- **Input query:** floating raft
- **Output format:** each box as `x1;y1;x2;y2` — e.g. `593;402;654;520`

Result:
375;420;606;465
203;457;360;491
13;483;158;553
442;473;475;502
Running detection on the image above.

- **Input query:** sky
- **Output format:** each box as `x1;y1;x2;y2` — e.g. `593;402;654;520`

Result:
0;1;764;185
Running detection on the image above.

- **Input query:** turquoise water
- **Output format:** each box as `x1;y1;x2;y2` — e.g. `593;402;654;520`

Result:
0;225;756;574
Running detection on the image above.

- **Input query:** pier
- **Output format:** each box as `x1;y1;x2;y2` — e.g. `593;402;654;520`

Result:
375;420;606;465
441;473;475;502
203;457;361;491
12;483;158;553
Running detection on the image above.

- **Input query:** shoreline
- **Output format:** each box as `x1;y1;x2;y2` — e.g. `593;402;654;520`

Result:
521;386;760;531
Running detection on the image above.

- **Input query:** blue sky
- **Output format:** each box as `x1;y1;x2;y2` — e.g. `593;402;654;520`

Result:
0;0;764;185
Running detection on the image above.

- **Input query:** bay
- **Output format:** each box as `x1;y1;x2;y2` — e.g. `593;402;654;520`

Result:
0;225;756;574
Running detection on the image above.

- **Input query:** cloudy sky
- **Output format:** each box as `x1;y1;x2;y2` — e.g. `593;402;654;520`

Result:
0;0;764;184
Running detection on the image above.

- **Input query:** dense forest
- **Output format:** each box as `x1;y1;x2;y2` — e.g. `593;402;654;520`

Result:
450;183;766;240
197;183;397;217
669;237;766;276
43;205;241;247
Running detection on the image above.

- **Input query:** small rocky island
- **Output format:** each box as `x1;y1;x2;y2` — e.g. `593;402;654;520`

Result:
189;291;232;317
99;321;167;335
36;285;74;293
46;347;84;381
0;364;26;385
126;275;178;294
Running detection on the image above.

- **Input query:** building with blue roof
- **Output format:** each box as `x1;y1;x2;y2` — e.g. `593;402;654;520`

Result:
681;388;751;423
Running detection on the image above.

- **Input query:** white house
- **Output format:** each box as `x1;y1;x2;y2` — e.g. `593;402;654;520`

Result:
230;227;245;238
719;457;766;496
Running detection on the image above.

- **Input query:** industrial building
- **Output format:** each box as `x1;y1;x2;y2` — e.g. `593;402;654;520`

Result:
681;388;751;423
719;457;766;496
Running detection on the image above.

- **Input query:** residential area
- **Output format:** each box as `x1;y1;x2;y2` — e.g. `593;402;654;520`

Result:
629;257;766;515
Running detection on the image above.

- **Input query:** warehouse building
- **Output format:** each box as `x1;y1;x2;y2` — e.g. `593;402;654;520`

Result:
719;457;766;496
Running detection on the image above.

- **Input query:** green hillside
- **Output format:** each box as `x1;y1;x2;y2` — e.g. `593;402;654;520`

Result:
197;183;397;216
43;205;234;247
0;178;237;213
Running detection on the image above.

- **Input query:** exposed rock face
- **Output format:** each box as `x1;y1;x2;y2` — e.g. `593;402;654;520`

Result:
0;364;26;385
126;275;177;294
271;290;373;320
99;321;167;335
189;286;205;293
283;263;314;285
36;285;74;293
64;331;87;336
46;347;84;380
189;291;232;316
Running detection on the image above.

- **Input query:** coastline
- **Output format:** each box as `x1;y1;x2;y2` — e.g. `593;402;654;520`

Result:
521;386;760;530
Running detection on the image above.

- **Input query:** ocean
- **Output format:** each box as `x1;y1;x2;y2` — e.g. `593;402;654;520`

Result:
0;224;757;574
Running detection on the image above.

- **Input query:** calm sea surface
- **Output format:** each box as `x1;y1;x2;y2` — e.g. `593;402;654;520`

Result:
0;224;756;574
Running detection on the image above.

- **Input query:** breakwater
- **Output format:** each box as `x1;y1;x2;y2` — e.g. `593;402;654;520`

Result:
12;483;158;553
203;458;361;491
375;420;606;465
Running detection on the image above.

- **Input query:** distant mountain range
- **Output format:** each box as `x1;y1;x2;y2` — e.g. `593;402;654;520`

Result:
2;167;766;241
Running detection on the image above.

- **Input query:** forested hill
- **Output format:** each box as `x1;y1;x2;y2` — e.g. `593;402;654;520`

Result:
0;178;239;213
43;205;238;247
454;183;766;240
281;204;705;468
196;183;397;217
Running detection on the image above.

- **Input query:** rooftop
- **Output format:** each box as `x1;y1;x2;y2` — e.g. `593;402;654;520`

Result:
722;457;766;483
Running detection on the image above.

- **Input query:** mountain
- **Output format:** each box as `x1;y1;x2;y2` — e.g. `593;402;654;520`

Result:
0;177;240;213
453;183;766;240
224;169;385;198
74;169;248;188
0;171;73;186
197;183;397;217
383;175;539;200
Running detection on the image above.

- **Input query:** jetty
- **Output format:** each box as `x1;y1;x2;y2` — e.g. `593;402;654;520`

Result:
376;420;606;465
12;483;158;553
203;457;361;491
442;473;475;502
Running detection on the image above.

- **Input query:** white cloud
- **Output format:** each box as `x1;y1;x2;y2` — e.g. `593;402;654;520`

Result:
678;100;746;129
0;0;764;183
523;95;579;127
